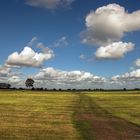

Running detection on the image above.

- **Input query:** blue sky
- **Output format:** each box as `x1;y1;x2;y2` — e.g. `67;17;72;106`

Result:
0;0;140;89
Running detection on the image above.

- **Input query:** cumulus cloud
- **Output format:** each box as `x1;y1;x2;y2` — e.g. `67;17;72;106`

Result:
8;75;22;85
135;59;140;67
0;65;22;86
0;65;11;77
33;67;105;89
0;65;106;88
5;36;69;68
1;64;140;89
6;46;54;68
95;42;134;59
25;0;75;9
112;69;140;81
81;3;140;46
108;69;140;89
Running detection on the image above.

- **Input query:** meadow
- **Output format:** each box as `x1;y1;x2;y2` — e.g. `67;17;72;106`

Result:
0;90;140;140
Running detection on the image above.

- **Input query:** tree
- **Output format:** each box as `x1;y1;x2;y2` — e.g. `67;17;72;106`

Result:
0;83;11;89
25;78;34;88
123;88;126;91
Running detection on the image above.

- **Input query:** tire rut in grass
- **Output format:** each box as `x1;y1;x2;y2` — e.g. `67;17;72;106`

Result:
72;93;140;140
72;93;96;140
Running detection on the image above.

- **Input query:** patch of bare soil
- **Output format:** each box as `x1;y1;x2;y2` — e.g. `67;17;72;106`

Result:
75;114;140;140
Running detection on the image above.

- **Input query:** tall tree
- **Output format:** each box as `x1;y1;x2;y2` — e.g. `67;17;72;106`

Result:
25;78;34;88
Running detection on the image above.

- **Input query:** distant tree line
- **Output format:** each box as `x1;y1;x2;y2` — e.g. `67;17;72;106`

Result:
0;78;140;92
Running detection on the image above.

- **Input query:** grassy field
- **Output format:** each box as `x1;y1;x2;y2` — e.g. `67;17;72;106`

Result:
0;90;140;140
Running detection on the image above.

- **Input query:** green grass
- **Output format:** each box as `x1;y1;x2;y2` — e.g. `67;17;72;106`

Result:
87;92;140;126
0;90;140;140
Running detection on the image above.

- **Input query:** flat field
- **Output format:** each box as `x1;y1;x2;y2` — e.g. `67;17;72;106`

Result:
0;90;140;140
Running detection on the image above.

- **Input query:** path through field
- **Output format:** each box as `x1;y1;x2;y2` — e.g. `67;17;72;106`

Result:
73;93;140;140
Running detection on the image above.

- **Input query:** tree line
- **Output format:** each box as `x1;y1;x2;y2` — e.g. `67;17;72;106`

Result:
0;78;140;91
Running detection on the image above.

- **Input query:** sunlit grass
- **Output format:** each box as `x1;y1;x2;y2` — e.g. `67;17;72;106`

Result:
88;92;140;126
0;91;80;140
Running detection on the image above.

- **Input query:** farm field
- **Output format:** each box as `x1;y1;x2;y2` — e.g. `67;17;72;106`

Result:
0;90;140;140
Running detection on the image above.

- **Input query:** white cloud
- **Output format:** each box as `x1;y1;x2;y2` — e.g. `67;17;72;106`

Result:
112;69;140;81
8;75;22;85
25;0;75;9
5;36;69;68
27;36;37;46
33;67;105;89
95;42;134;59
0;66;106;88
1;64;140;89
79;54;86;60
6;46;54;68
0;65;23;86
135;59;140;67
0;65;11;77
109;69;140;89
51;36;68;48
82;3;140;46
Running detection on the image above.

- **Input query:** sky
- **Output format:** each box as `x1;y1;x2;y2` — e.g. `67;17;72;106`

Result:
0;0;140;89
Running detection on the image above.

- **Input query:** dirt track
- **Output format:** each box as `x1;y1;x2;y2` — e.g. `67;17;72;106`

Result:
73;94;140;140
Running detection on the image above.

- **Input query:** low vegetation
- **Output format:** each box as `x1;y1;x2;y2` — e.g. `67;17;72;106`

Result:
0;90;140;140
